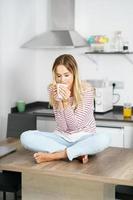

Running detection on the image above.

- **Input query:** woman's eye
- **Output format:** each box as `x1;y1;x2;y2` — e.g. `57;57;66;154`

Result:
56;74;69;78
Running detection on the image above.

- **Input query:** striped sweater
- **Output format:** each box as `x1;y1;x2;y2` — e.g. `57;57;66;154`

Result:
52;88;96;136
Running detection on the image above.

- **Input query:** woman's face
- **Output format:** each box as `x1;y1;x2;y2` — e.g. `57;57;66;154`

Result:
55;65;74;90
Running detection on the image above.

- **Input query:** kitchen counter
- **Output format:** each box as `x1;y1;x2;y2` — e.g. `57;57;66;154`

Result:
11;101;133;123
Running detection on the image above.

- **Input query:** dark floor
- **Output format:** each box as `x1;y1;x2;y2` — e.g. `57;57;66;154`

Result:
0;191;21;200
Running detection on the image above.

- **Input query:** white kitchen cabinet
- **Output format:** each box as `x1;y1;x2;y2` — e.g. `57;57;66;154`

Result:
124;125;133;148
96;120;133;148
37;117;56;132
96;126;124;147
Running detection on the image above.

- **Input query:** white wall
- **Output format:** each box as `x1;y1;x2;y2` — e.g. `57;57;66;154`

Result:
75;0;133;104
1;0;133;138
35;0;133;105
0;0;37;139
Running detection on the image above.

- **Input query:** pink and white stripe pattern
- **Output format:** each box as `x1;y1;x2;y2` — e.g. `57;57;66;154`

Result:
53;89;96;135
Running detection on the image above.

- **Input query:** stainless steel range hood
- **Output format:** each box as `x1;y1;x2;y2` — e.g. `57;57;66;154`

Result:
22;0;88;49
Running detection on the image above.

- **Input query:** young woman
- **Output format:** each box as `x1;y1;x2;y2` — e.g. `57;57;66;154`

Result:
20;54;110;164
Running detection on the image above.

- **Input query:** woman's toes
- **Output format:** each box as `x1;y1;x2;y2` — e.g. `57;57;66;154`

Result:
82;155;89;164
77;155;89;164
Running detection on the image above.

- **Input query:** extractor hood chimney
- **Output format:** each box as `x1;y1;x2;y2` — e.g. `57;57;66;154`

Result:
22;0;88;49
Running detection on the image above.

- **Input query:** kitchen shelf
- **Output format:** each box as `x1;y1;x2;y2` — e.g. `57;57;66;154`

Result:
84;51;133;65
85;51;133;54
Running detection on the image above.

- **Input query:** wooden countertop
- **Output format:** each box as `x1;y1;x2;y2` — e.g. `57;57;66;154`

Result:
1;138;133;186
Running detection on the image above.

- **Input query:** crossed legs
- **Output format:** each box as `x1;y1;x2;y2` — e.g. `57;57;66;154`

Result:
20;131;110;164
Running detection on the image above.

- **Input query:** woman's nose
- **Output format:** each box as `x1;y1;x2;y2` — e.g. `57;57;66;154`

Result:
60;76;65;83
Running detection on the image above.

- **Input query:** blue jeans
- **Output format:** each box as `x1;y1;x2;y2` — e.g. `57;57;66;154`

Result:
20;131;110;161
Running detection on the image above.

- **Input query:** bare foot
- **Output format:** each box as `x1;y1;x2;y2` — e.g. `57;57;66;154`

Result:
77;155;89;164
33;152;54;163
33;150;67;164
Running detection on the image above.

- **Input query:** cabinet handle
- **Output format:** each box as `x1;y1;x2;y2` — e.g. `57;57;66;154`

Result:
96;126;124;129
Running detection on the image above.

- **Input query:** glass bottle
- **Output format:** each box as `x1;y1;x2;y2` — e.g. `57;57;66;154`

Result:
123;103;132;118
113;31;123;52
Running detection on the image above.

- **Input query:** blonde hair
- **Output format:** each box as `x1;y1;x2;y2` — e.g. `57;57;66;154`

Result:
49;54;93;107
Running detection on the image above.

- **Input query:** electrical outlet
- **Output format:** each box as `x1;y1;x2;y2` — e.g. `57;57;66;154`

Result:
110;81;124;89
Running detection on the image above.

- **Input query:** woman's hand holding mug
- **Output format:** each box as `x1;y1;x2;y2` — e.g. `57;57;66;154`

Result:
56;83;70;101
49;83;70;102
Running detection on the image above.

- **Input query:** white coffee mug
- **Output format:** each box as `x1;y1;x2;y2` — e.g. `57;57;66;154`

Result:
56;83;67;100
